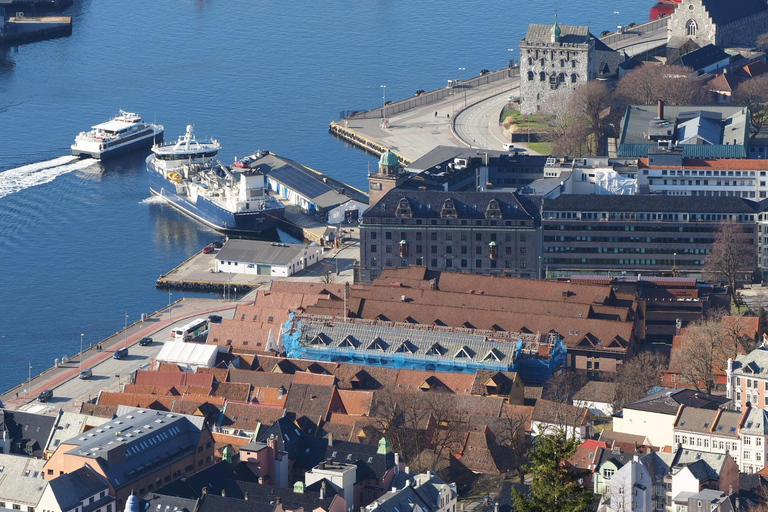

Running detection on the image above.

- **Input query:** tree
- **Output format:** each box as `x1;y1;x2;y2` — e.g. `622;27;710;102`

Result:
615;64;707;106
573;81;613;156
614;350;668;409
676;310;751;394
703;220;756;308
733;75;768;138
512;431;597;512
757;32;768;53
495;407;533;482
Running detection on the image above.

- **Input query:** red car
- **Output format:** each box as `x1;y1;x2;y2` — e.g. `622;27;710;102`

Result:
202;246;214;254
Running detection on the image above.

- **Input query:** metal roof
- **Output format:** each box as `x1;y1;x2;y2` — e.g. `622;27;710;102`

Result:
216;239;308;266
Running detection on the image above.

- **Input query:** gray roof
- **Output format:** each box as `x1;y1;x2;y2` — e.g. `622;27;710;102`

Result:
732;346;768;377
48;465;109;511
62;408;206;490
543;194;757;214
623;388;729;415
674;407;740;437
0;409;57;458
47;412;109;455
0;453;45;477
364;190;537;220
216;239;309;266
572;380;615;404
740;407;768;435
618;104;749;158
254;153;368;207
523;23;591;45
672;44;730;71
0;473;47;505
370;472;455;512
672;449;730;481
289;314;555;368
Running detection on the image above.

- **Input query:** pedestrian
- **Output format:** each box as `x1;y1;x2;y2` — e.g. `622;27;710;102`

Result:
15;392;18;399
434;111;437;117
447;113;450;119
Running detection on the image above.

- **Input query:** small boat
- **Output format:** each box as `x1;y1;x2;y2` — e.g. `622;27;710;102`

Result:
71;110;163;160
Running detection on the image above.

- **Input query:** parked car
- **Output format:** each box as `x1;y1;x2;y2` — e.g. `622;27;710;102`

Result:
79;368;92;380
38;390;53;402
113;347;128;360
202;246;215;254
139;337;152;346
208;314;223;324
212;239;226;248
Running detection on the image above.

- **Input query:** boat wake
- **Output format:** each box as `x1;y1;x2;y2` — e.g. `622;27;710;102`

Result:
0;156;98;199
139;195;167;205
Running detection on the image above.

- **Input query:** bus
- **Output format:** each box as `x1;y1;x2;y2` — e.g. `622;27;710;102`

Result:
171;318;209;341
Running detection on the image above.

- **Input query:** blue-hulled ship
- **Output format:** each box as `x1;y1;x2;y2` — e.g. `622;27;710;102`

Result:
147;125;285;236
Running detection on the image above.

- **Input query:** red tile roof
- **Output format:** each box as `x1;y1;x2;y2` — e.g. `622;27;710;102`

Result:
134;370;214;388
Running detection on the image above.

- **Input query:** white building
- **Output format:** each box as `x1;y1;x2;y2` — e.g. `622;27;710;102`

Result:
602;457;652;512
37;464;113;512
215;239;324;277
306;462;357;512
154;341;222;372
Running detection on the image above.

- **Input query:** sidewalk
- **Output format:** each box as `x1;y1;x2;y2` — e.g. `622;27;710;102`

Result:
0;298;239;410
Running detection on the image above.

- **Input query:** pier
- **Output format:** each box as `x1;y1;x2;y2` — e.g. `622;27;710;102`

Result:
329;67;519;161
0;13;72;46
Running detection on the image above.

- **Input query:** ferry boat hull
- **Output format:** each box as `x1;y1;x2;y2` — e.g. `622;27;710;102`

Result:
148;168;284;236
71;130;163;160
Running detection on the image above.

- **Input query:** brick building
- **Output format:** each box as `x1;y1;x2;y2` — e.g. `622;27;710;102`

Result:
43;408;214;510
358;190;541;283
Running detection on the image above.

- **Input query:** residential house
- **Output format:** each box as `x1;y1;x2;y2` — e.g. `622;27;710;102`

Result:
37;464;113;512
364;471;457;512
0;409;57;458
613;388;729;447
573;380;617;416
531;399;593;440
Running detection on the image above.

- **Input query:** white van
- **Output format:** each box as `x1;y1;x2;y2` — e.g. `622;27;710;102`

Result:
502;143;516;151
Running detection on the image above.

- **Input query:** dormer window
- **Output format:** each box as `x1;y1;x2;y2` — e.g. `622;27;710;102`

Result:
485;199;503;219
441;198;458;219
395;198;412;218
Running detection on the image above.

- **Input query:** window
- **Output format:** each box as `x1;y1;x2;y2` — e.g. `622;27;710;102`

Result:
431;259;438;267
371;244;377;253
527;71;534;81
385;232;392;240
604;469;614;479
430;233;437;241
686;19;697;36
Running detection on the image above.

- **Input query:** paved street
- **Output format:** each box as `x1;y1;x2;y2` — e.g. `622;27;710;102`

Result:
0;299;239;414
344;79;518;162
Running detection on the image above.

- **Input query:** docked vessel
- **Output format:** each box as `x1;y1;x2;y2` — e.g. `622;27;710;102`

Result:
146;125;285;235
650;0;679;20
71;110;164;159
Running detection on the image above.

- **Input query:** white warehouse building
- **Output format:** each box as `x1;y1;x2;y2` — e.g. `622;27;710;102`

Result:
215;239;324;277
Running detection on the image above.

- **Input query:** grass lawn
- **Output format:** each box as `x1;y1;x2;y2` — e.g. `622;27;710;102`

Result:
502;108;549;131
527;142;553;155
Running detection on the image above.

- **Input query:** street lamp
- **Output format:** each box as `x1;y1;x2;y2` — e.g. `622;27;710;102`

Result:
458;67;466;107
79;333;84;374
614;11;620;31
380;85;386;119
507;48;515;68
124;311;128;348
168;290;172;330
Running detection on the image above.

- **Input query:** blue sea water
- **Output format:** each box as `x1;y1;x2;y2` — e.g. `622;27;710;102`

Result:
0;0;648;392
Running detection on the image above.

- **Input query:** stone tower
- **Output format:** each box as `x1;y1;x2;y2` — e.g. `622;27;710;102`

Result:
368;149;406;206
519;18;597;115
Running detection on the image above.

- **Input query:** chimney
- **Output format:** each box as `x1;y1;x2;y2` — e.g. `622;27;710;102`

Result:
494;503;499;512
222;488;226;497
394;452;400;474
202;486;208;495
657;100;664;119
321;481;326;500
736;496;740;510
328;433;333;447
245;492;249;501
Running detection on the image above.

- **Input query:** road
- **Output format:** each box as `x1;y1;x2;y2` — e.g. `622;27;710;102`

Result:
2;299;239;414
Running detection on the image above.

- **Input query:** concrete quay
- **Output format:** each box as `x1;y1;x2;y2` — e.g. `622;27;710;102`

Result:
0;298;239;414
330;68;519;163
156;234;359;294
0;14;72;46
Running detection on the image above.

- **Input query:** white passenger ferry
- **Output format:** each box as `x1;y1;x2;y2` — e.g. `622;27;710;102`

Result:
71;110;164;159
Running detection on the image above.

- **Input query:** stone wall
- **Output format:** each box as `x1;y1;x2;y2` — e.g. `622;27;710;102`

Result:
519;41;593;115
669;0;718;47
718;10;768;47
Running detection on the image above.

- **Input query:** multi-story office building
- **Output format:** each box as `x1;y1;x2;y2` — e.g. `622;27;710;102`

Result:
541;195;757;276
358;190;541;282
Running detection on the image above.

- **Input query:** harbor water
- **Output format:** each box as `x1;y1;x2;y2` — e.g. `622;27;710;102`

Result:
0;0;648;393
